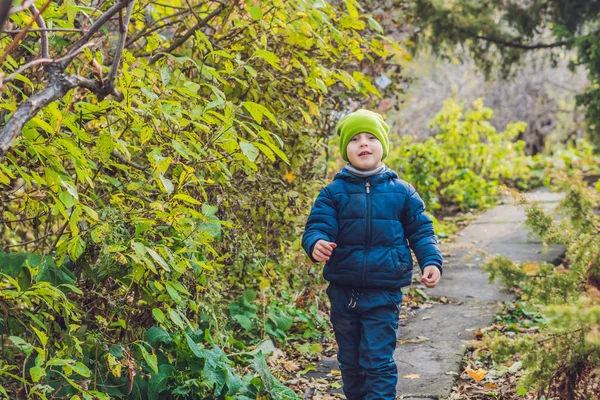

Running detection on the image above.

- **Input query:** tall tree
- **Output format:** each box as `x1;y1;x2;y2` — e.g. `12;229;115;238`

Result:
409;0;600;146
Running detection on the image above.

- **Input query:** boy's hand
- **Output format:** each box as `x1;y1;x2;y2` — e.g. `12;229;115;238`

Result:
422;265;441;288
312;240;337;262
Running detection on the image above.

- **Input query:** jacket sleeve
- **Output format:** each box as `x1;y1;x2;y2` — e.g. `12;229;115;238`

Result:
302;187;338;262
401;184;443;274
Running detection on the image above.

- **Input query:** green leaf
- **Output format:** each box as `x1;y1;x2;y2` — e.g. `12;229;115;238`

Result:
167;309;185;329
164;281;183;304
138;344;159;374
158;174;174;194
96;133;114;162
145;326;173;347
72;362;91;377
367;17;383;33
233;314;253;331
0;252;42;277
148;364;174;400
249;6;263;20
146;247;170;272
31;326;48;347
251;49;282;71
173;193;201;205
9;336;33;355
152;308;166;324
239;141;258;162
202;203;218;216
29;366;45;383
185;332;204;358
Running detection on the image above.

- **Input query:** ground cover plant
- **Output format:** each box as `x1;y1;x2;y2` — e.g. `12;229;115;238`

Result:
450;170;600;399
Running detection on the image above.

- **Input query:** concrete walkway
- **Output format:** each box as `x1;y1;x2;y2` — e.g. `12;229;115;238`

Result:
306;188;565;399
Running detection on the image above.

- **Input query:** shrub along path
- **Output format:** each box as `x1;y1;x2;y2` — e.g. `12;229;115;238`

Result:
303;188;565;399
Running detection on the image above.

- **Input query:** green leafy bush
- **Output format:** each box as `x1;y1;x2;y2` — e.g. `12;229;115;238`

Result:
483;173;600;397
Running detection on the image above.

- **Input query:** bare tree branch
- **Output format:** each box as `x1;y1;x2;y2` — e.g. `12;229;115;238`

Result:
29;4;48;58
3;42;95;83
1;27;84;33
0;71;123;162
106;0;135;90
149;3;224;64
110;149;148;171
458;27;599;50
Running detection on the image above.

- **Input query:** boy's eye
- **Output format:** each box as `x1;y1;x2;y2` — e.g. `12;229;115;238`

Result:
351;137;359;141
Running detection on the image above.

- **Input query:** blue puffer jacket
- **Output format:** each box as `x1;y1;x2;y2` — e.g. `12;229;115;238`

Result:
302;167;443;290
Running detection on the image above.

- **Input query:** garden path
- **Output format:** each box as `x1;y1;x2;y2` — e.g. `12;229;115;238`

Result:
305;188;565;399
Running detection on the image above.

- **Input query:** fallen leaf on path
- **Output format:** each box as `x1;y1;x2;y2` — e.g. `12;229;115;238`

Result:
484;382;498;390
401;374;420;379
283;360;300;372
465;367;486;382
398;336;430;345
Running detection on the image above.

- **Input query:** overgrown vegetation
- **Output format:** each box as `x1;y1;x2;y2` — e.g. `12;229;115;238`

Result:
0;0;404;397
475;173;600;398
2;0;600;398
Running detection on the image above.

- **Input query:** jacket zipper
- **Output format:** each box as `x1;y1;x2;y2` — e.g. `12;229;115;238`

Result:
362;179;371;287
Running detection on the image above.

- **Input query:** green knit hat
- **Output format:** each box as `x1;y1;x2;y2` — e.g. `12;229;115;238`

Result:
336;109;390;162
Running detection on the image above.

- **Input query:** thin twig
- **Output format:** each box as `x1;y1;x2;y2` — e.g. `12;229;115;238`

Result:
106;0;135;89
29;4;48;58
149;3;224;64
1;28;84;33
3;42;95;83
0;0;52;66
63;0;133;63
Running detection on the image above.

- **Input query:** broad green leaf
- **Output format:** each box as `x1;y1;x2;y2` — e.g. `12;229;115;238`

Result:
249;6;263;20
239;141;258;162
96;134;114;162
29;366;45;383
72;362;91;377
145;327;172;347
152;308;166;323
9;336;33;355
233;314;253;330
146;247;170;272
167;309;185;329
138;344;158;374
185;332;203;358
202;203;218;216
158;174;174;194
252;49;282;71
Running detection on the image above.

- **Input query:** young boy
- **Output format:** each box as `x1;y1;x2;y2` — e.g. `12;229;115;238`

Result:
302;109;443;399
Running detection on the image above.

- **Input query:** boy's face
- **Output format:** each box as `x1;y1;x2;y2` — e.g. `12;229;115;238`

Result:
346;132;383;170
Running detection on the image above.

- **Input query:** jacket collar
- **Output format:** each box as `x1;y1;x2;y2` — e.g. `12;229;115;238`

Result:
334;165;398;183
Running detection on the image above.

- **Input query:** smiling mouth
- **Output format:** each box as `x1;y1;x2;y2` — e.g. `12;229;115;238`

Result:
358;151;371;156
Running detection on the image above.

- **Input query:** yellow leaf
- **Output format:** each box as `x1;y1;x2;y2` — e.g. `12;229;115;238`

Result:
522;262;540;275
484;382;499;390
284;170;296;183
465;367;486;382
401;374;420;379
259;278;270;291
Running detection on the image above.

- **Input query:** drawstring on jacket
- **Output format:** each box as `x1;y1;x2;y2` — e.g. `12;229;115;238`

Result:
348;288;361;308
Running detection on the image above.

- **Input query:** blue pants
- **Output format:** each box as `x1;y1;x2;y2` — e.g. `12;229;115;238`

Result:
327;284;403;400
